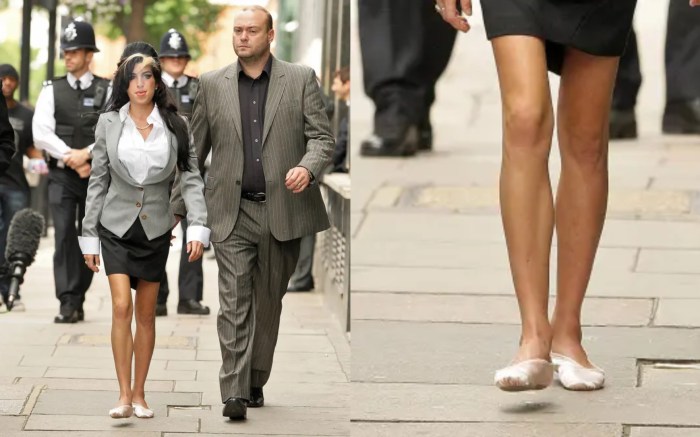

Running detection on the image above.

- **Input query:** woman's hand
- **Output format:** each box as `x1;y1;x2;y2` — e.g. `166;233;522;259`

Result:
187;241;204;262
691;0;700;7
84;254;100;273
435;0;472;33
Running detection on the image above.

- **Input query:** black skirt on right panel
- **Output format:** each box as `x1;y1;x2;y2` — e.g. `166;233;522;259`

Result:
481;0;638;74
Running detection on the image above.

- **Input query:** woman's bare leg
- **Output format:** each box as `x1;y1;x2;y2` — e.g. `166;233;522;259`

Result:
109;274;134;406
552;48;619;366
492;35;555;362
131;279;159;407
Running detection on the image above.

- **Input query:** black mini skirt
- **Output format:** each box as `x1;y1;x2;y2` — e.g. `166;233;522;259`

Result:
482;0;637;74
98;219;171;290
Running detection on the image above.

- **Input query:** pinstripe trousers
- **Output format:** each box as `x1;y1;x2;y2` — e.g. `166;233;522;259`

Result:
214;198;301;402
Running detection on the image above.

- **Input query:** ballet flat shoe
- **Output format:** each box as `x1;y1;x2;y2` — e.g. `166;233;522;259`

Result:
551;352;605;391
494;358;554;392
132;403;154;418
109;404;133;419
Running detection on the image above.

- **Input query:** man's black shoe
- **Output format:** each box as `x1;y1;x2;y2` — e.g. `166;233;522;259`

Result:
54;309;78;324
222;397;247;420
248;387;264;408
418;118;433;151
77;308;85;322
287;282;314;292
663;99;700;134
155;303;167;317
360;125;419;157
609;109;637;140
177;299;210;315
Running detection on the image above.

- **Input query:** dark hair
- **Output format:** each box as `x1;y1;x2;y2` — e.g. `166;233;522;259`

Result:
240;5;273;31
334;66;349;83
105;41;191;172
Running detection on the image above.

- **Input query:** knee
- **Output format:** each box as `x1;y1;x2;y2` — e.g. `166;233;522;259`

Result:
503;103;553;155
135;306;156;327
560;129;607;169
112;301;133;322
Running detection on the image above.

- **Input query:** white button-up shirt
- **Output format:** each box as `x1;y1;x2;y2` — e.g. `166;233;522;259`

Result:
118;102;169;184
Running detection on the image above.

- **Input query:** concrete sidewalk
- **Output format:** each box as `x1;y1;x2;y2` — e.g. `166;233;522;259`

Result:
0;230;349;435
351;1;700;436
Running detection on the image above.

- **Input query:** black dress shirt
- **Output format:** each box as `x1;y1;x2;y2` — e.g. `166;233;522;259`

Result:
239;55;273;194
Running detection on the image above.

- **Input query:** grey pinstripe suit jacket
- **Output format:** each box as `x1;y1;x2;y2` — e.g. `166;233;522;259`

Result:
82;111;207;241
172;57;334;243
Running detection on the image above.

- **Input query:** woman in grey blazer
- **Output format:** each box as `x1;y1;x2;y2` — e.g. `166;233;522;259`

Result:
78;42;209;419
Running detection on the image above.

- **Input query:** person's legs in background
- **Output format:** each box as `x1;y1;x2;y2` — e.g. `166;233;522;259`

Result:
609;28;641;139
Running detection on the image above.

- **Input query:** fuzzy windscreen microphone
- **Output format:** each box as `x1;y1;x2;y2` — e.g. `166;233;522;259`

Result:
4;208;44;310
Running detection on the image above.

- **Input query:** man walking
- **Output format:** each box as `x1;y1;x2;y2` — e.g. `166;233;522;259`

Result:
172;5;333;420
33;19;109;323
0;64;46;311
155;28;209;316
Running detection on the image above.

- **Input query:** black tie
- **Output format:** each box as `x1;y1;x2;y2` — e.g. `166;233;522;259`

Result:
75;79;82;90
173;79;178;88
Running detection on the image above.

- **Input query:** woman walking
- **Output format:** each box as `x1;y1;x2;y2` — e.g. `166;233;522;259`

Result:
436;0;697;392
79;42;209;417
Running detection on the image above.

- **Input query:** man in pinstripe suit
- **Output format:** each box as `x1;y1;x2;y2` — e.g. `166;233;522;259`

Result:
172;6;334;420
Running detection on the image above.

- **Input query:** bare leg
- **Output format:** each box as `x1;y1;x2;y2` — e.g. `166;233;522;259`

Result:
492;35;555;362
131;279;159;408
552;49;619;366
109;274;133;406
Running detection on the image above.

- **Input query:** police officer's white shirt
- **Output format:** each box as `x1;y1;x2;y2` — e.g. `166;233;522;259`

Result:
161;72;189;88
118;102;169;185
33;71;107;161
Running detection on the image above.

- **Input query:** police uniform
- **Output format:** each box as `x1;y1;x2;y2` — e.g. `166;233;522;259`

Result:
33;20;108;323
156;29;207;315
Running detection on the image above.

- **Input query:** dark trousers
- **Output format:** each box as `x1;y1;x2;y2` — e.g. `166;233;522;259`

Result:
48;170;93;312
613;0;700;109
157;218;204;304
0;185;29;301
358;0;457;139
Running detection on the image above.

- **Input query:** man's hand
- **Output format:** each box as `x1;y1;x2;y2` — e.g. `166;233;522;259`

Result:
187;241;204;262
84;254;100;273
76;163;91;179
285;166;311;194
63;148;90;169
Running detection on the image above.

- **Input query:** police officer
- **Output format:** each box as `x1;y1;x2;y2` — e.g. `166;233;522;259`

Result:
610;0;700;138
33;19;109;323
155;28;209;316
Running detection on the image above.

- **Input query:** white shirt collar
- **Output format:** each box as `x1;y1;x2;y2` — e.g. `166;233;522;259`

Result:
67;71;94;90
162;71;188;88
119;102;164;127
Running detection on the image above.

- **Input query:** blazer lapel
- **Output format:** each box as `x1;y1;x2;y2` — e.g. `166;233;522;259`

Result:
224;63;243;143
144;127;177;184
104;113;134;182
262;58;286;147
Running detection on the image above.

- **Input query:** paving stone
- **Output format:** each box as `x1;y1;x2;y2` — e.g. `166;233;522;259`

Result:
16;377;173;392
0;416;26;431
2;432;161;436
24;414;199;432
65;334;196;349
0;383;34;400
198;406;348;435
629;427;700;437
0;400;25;415
352;383;700;425
637;249;700;274
353;293;652;326
352;423;623;437
641;365;700;389
654;299;700;327
20;356;167;370
0;366;47;378
32;389;200;416
44;367;195;381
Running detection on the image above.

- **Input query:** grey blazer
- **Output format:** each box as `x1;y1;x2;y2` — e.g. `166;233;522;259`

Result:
80;111;207;249
171;57;334;243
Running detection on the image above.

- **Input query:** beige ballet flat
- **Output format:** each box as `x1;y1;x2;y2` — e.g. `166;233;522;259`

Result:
494;358;554;392
132;402;154;418
109;404;133;419
551;352;605;391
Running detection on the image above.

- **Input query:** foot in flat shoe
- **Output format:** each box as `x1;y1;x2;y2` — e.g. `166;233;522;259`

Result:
494;358;554;392
109;404;133;418
132;402;154;418
551;352;605;391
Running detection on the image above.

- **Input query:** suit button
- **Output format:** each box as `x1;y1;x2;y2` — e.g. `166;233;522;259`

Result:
141;214;148;220
136;202;142;207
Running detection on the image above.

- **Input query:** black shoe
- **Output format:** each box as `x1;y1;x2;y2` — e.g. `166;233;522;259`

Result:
77;308;85;322
418;118;433;151
287;282;314;292
248;387;264;408
54;309;78;324
177;299;210;315
360;125;419;157
155;303;167;317
663;99;700;134
222;397;247;420
609;109;637;139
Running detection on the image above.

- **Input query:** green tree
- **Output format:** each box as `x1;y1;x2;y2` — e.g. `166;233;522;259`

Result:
61;0;223;59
